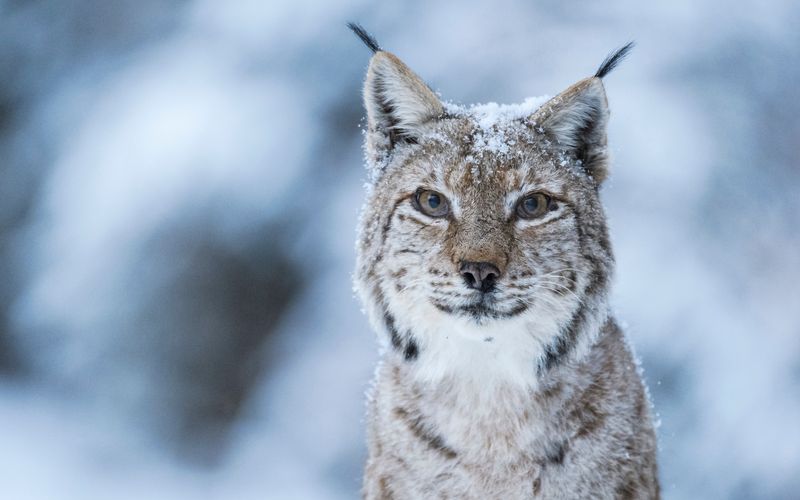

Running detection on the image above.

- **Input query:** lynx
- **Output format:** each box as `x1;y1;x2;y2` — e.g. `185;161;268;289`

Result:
349;23;659;499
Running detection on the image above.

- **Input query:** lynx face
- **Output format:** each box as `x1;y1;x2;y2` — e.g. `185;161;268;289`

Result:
355;44;621;377
380;120;599;323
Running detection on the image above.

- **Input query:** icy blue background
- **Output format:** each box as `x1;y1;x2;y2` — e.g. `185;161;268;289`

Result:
1;1;798;498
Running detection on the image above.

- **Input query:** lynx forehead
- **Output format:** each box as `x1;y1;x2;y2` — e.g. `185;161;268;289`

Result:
349;23;658;499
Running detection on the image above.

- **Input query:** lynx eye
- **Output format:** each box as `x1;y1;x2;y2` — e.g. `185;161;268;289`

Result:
414;189;449;218
516;193;554;219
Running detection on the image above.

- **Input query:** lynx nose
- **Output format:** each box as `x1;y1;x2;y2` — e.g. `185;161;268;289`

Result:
459;261;501;293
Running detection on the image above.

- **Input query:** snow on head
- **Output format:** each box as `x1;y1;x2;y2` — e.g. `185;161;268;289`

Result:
444;96;550;157
467;96;550;130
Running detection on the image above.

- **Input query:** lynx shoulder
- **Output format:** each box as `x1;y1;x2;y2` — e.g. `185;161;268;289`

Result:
349;23;658;499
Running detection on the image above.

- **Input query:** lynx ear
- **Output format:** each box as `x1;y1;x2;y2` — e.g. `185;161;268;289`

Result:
532;77;610;184
363;51;444;153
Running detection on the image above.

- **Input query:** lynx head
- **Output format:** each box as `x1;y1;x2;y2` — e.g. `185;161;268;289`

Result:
351;24;631;381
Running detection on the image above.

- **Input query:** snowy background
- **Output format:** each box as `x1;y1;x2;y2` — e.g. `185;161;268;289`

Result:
1;1;799;498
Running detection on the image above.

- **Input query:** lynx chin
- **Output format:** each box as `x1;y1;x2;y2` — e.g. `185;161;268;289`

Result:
349;23;659;499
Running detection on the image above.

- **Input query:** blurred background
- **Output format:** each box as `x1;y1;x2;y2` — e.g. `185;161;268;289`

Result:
1;1;799;498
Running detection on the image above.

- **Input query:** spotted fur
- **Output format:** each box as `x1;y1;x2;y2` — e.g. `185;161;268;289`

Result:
351;25;659;499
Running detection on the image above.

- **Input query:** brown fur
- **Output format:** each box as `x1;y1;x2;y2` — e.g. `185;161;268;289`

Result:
352;38;659;499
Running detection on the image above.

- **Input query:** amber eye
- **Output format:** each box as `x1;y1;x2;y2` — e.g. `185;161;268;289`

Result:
516;193;553;219
414;189;450;218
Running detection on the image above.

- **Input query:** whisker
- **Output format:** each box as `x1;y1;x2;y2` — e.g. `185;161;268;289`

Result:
511;292;568;312
534;282;583;303
504;268;579;288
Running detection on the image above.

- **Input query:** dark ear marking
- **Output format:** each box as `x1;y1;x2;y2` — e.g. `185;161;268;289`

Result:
348;22;381;53
594;41;635;78
360;49;444;162
531;75;612;184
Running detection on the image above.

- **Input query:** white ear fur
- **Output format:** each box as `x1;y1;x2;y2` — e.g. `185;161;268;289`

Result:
533;77;611;183
363;52;444;146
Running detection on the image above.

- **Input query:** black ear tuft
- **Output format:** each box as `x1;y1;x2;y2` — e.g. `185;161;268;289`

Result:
594;41;635;78
348;22;381;53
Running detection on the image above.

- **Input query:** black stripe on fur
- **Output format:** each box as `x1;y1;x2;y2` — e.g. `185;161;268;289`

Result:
595;41;635;78
403;339;419;360
539;307;585;373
